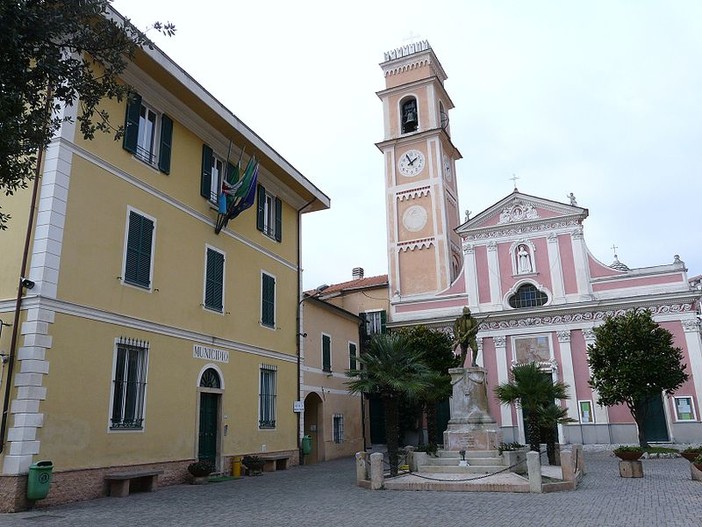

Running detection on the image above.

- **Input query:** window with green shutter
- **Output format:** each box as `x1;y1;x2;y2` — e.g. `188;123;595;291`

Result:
123;92;172;174
124;210;154;289
261;272;276;328
204;247;225;312
256;184;283;242
110;338;148;430
322;334;332;372
349;342;357;370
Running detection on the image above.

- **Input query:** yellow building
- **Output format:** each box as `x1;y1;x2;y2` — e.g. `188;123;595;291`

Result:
0;9;328;511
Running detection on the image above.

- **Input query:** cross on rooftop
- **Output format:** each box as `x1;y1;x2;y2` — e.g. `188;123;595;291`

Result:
510;174;519;190
403;31;422;44
611;244;618;257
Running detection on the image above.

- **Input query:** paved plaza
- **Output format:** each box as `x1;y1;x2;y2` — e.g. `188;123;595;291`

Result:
1;451;701;527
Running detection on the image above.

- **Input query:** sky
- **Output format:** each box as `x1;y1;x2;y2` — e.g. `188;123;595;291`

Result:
113;0;702;290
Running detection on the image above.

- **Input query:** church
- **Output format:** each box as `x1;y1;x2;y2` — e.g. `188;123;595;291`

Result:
311;40;702;448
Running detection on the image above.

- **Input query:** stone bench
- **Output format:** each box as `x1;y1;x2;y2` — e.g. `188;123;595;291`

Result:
259;454;290;472
105;470;163;497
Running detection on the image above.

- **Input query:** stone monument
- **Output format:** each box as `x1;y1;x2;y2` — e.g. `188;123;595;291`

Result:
444;308;502;451
444;367;502;451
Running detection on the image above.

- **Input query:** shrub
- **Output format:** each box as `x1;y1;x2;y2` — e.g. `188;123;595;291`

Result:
187;460;214;477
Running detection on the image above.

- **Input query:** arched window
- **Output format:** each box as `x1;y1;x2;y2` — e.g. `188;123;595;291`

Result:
200;368;221;389
401;98;418;134
508;283;548;308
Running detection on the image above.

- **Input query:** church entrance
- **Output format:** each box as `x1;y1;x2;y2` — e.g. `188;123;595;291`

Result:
640;394;669;442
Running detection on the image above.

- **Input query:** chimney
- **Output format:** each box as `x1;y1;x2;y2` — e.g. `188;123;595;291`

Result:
352;267;364;280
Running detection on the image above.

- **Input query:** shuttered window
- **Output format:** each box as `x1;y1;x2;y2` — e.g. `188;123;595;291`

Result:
322;334;332;372
123;92;172;174
256;184;282;242
349;342;357;370
261;273;276;328
204;247;225;312
124;210;154;289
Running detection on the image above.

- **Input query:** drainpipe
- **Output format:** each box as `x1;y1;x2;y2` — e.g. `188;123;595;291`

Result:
296;198;315;465
0;124;48;453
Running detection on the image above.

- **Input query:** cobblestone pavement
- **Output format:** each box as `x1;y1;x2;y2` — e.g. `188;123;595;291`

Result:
2;451;701;527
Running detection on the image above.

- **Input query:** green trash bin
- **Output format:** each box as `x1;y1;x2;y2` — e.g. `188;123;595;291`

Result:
301;435;312;455
27;460;53;501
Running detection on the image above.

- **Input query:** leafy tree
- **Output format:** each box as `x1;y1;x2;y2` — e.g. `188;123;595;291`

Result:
494;362;570;453
0;0;174;229
346;332;436;476
588;309;688;448
398;325;458;445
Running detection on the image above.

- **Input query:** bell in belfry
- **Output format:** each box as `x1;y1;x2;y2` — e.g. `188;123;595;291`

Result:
404;108;417;126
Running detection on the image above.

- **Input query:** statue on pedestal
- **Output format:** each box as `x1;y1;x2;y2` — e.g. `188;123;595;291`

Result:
453;306;479;367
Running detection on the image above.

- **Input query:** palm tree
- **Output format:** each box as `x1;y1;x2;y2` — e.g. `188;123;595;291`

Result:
346;332;436;476
494;362;571;453
538;402;576;465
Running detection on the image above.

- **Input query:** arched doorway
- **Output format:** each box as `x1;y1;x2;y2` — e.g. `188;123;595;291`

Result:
197;367;223;469
303;392;323;464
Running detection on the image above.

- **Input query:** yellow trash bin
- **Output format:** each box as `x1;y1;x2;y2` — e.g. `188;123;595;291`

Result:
231;456;242;478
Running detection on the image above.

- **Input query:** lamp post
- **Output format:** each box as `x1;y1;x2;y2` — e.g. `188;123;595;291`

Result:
296;284;329;465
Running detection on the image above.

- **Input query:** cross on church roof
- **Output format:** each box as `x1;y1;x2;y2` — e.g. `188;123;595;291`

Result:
611;244;618;257
510;174;519;191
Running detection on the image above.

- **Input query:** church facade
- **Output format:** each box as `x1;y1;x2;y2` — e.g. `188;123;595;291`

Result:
371;41;702;446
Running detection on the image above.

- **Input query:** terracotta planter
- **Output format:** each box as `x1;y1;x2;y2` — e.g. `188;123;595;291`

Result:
615;451;643;461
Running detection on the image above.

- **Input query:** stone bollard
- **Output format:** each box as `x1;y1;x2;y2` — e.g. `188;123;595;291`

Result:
690;463;702;482
560;448;574;482
527;451;542;493
370;452;384;490
619;460;643;478
355;452;369;484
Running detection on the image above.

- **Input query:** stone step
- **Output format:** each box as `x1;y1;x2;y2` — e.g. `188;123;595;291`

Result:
428;457;503;467
418;464;507;475
437;450;501;459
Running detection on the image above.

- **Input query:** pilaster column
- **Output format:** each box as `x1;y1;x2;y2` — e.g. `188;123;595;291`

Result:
493;335;511;426
682;319;702;417
556;330;578;421
583;327;608;424
487;242;502;308
546;233;565;303
570;228;591;298
463;244;479;309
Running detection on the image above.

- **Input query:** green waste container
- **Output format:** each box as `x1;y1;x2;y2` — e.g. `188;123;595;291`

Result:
301;435;312;455
27;460;53;501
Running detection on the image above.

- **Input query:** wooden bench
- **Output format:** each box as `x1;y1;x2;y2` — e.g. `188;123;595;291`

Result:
259;454;290;472
105;470;163;497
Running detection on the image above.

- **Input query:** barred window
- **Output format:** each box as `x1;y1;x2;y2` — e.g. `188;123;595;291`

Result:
333;414;344;444
110;338;148;430
259;364;277;429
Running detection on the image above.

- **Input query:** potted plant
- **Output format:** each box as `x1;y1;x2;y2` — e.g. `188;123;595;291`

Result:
681;446;702;462
187;460;214;484
693;454;702;472
242;455;265;476
613;445;644;461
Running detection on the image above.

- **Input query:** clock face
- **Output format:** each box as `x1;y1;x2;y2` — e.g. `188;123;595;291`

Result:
443;154;452;181
398;149;425;177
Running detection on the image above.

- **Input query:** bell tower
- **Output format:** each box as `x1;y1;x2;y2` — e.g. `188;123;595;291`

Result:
376;41;463;305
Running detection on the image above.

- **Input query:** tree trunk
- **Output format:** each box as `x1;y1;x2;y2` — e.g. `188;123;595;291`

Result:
631;401;650;449
384;395;400;476
425;403;438;446
527;413;541;452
